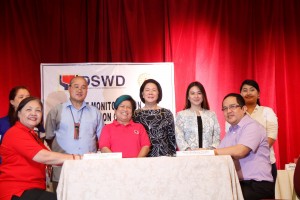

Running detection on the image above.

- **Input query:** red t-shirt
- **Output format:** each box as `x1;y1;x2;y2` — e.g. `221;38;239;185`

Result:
99;120;151;158
0;122;48;200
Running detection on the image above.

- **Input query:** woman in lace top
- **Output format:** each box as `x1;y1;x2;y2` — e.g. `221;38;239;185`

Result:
175;81;220;150
133;79;176;157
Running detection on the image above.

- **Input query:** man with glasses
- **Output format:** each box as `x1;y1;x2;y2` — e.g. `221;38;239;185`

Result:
214;93;274;200
45;76;104;193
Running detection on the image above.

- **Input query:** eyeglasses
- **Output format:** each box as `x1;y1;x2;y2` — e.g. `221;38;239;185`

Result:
222;104;242;112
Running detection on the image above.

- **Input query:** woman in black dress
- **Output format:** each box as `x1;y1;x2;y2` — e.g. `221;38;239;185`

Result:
133;79;176;157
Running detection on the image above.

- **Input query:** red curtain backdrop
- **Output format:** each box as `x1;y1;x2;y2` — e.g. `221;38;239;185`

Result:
1;0;300;169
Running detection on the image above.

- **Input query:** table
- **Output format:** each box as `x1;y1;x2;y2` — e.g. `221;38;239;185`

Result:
276;170;299;200
57;155;243;200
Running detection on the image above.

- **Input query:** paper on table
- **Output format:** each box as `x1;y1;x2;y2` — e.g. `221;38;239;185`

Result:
83;152;122;160
176;150;215;157
285;163;296;170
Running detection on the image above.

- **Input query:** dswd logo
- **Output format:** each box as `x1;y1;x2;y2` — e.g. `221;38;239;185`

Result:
59;75;77;90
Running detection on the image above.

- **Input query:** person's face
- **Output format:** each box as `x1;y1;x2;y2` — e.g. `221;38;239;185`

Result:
240;84;259;105
142;83;159;104
222;96;246;126
18;100;42;129
10;89;30;111
68;77;88;103
115;100;132;124
188;86;203;107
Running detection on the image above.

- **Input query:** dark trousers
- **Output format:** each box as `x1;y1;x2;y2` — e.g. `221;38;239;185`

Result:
11;188;57;200
240;180;275;200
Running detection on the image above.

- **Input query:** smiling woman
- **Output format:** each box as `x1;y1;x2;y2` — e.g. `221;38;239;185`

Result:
175;81;220;151
17;98;42;129
0;97;83;200
133;79;177;157
99;95;151;158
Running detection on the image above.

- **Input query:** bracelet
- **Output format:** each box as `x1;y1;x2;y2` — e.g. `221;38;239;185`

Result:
72;154;75;160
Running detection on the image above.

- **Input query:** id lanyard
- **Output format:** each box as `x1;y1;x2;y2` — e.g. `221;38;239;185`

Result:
69;107;84;139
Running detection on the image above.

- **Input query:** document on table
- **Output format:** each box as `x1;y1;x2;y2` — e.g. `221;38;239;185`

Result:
176;150;215;157
83;152;122;160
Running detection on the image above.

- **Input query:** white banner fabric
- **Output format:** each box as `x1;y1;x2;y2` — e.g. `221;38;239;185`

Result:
40;63;175;124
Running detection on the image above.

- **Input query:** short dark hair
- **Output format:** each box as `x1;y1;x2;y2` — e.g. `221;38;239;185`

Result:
222;93;245;107
240;79;261;105
139;79;162;104
184;81;210;110
114;95;136;113
8;86;30;126
13;97;43;126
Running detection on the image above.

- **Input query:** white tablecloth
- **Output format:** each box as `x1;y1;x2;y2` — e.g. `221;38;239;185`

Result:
57;155;243;200
276;170;299;200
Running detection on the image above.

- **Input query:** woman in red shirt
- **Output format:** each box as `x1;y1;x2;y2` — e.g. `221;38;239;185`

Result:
99;95;151;158
0;97;81;200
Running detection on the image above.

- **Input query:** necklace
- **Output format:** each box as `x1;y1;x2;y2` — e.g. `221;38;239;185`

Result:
69;107;84;139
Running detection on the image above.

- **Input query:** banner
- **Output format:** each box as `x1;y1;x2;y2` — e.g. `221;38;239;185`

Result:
40;63;175;124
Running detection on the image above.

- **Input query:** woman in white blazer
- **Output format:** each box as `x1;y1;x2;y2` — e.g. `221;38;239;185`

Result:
175;81;220;150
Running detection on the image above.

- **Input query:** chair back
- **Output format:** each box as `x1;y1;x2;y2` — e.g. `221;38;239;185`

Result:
294;157;300;197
